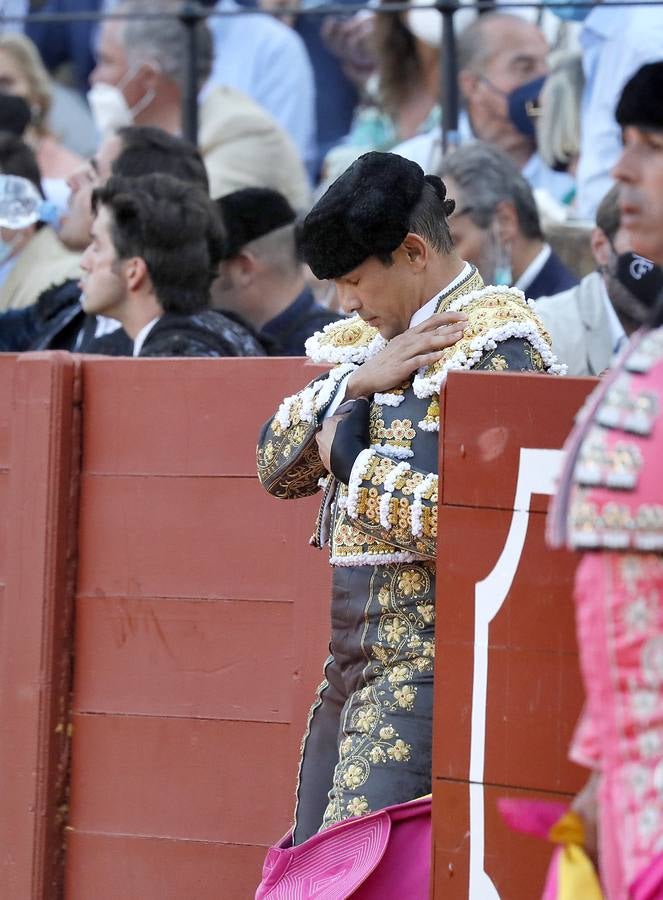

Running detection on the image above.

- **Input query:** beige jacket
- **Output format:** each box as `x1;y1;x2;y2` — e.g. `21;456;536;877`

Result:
0;226;81;313
535;271;614;376
199;86;311;209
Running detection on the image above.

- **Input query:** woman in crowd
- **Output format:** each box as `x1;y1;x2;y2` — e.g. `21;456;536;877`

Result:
322;0;440;181
0;33;84;209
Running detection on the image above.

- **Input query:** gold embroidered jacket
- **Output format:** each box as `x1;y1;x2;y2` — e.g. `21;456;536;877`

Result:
257;267;562;567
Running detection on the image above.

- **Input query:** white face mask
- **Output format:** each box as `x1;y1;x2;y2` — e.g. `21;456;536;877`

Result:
87;65;156;136
405;0;442;48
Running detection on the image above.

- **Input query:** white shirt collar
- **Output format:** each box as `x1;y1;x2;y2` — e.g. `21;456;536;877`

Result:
409;261;472;328
94;315;122;339
132;317;160;357
514;244;551;293
600;278;627;353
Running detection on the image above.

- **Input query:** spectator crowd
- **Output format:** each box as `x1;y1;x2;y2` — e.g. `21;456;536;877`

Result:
0;0;660;364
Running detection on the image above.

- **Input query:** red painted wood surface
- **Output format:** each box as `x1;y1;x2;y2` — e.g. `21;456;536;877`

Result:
66;358;332;900
0;353;80;900
433;371;599;898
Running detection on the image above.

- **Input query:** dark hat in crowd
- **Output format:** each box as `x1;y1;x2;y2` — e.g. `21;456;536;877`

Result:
616;62;663;131
216;187;297;259
299;151;455;281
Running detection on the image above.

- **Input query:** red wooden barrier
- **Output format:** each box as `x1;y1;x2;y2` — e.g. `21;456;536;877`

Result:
65;358;332;900
0;354;599;900
0;353;80;900
432;371;598;898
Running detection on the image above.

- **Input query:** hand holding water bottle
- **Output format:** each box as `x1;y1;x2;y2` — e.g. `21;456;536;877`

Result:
0;175;59;230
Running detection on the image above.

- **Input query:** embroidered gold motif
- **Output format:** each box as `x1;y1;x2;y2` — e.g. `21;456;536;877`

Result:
489;354;508;371
321;563;435;830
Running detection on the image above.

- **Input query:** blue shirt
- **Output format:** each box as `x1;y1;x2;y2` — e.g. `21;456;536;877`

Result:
207;0;317;171
575;2;663;220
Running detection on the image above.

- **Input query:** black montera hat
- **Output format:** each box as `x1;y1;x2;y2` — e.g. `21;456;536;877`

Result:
300;151;455;281
616;62;663;131
216;187;296;259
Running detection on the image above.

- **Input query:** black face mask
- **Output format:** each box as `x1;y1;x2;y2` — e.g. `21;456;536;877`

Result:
615;252;663;310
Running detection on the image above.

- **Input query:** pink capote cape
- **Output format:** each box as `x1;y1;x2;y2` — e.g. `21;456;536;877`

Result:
255;795;431;899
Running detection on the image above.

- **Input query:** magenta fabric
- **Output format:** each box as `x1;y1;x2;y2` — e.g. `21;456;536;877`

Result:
629;851;663;900
497;797;568;840
255;795;431;899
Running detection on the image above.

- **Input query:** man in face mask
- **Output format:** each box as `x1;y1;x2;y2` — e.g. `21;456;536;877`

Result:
439;140;577;299
535;184;663;376
89;0;311;208
394;12;573;205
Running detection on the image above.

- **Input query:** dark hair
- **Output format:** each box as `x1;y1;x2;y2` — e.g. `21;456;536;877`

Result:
374;0;421;116
408;181;455;254
594;184;621;244
91;173;225;314
439;141;543;240
114;126;209;192
0;131;44;198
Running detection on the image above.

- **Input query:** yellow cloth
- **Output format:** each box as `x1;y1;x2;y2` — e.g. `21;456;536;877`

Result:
549;812;604;900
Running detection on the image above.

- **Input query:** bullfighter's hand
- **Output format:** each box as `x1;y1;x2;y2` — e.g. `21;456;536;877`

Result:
345;311;468;399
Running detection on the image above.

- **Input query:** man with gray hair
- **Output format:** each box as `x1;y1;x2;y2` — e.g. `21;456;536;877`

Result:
439;140;577;299
394;13;573;205
90;0;311;207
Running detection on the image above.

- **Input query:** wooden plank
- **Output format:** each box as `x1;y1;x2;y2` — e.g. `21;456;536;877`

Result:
432;779;569;899
441;372;595;511
0;355;15;469
434;505;584;794
73;596;297;722
0;470;9;579
65;832;265;900
81;357;329;477
0;352;79;900
69;713;300;845
77;475;330;603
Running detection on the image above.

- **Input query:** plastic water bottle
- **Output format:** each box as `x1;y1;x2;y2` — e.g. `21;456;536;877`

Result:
0;174;59;229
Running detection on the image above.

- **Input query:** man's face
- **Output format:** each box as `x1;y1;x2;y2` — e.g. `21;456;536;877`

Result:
91;20;146;109
462;18;548;150
79;205;128;319
613;125;663;266
602;224;656;328
444;177;497;282
333;249;422;340
59;134;123;251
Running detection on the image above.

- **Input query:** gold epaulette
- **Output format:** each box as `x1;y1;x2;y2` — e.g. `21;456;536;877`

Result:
305;315;387;366
413;285;563;399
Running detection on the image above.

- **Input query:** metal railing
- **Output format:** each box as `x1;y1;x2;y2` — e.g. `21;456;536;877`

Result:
1;0;661;153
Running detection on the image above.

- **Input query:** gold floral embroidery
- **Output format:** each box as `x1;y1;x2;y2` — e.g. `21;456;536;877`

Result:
321;564;435;830
489;354;508;371
524;342;546;371
346;796;370;817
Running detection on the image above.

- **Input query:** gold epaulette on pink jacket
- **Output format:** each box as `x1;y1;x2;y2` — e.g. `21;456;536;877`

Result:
257;266;563;567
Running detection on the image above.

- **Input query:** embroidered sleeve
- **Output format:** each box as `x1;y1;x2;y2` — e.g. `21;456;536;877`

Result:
345;449;438;558
475;336;549;373
256;365;355;499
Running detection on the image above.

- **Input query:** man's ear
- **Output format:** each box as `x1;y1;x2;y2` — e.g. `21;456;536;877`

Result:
400;232;428;271
590;227;613;269
125;256;149;292
232;250;260;287
493;200;519;245
458;68;480;103
138;61;161;92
